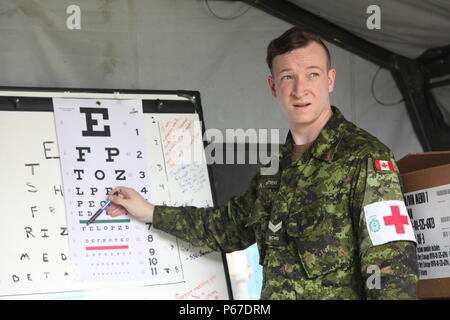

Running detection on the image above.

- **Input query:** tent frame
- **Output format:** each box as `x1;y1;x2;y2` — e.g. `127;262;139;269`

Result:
240;0;450;151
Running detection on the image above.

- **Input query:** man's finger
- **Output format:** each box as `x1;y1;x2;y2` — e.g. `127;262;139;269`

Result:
110;187;129;199
105;203;119;215
108;206;127;217
109;192;127;206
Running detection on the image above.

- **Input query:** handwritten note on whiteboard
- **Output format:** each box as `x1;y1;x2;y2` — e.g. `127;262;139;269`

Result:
153;114;213;208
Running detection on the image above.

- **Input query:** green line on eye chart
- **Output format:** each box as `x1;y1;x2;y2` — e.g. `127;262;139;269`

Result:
80;219;130;224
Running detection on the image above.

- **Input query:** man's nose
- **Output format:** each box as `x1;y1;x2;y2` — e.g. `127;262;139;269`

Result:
291;78;307;98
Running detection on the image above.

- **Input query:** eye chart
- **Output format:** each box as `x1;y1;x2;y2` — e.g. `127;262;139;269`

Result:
0;90;231;300
53;98;186;284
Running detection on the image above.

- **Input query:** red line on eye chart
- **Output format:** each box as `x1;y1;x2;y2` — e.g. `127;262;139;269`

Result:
85;245;129;251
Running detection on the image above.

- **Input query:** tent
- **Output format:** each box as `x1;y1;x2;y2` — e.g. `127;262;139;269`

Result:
1;0;449;299
3;0;449;158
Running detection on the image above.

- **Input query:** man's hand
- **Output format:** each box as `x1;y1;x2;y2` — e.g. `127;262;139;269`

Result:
105;186;155;223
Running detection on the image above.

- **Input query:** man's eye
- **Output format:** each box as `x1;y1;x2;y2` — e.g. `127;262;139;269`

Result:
281;75;293;80
309;73;319;78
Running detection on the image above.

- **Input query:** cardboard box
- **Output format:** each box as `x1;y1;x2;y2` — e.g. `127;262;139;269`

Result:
397;151;450;299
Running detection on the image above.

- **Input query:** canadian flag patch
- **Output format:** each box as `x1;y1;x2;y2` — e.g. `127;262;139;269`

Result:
374;160;394;171
364;200;417;246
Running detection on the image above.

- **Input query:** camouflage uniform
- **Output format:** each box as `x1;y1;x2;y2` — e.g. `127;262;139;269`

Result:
153;106;418;299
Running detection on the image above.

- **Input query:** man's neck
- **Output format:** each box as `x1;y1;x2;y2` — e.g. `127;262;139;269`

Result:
289;106;333;145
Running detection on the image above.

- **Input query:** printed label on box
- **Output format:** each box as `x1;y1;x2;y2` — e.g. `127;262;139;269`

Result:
404;183;450;280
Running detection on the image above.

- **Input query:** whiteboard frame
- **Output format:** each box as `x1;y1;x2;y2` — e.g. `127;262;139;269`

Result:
0;86;233;300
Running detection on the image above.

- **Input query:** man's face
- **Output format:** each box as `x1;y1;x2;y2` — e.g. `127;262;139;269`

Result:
268;41;336;129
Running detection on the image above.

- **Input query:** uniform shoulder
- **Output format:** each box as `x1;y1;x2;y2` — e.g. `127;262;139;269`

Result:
339;120;393;160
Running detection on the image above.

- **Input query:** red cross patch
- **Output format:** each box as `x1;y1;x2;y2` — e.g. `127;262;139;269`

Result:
364;200;416;246
383;205;409;234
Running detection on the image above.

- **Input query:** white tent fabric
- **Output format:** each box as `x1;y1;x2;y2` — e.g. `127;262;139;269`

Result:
290;0;450;59
0;0;423;158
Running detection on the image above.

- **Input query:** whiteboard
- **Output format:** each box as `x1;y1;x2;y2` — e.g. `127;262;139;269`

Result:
0;89;232;300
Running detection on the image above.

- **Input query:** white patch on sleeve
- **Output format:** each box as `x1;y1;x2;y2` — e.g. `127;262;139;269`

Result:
364;200;417;246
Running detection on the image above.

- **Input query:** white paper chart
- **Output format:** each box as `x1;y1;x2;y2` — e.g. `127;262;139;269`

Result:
0;92;229;300
54;98;170;283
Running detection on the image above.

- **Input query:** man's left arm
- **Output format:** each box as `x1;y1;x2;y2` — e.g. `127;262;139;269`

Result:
352;152;419;299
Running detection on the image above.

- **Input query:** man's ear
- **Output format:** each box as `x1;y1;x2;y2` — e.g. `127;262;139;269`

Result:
268;75;277;97
327;68;336;93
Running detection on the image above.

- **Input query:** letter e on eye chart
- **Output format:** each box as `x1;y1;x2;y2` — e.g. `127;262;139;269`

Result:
53;98;161;283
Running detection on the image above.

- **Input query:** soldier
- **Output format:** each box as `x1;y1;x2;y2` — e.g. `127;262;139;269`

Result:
106;26;419;299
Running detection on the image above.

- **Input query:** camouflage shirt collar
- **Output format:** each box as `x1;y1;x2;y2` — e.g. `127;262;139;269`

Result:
279;106;346;165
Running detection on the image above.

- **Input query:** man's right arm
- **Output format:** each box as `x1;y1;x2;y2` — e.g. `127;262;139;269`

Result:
152;193;256;252
107;174;261;253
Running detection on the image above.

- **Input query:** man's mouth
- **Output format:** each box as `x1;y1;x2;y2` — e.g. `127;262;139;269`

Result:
293;102;311;108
